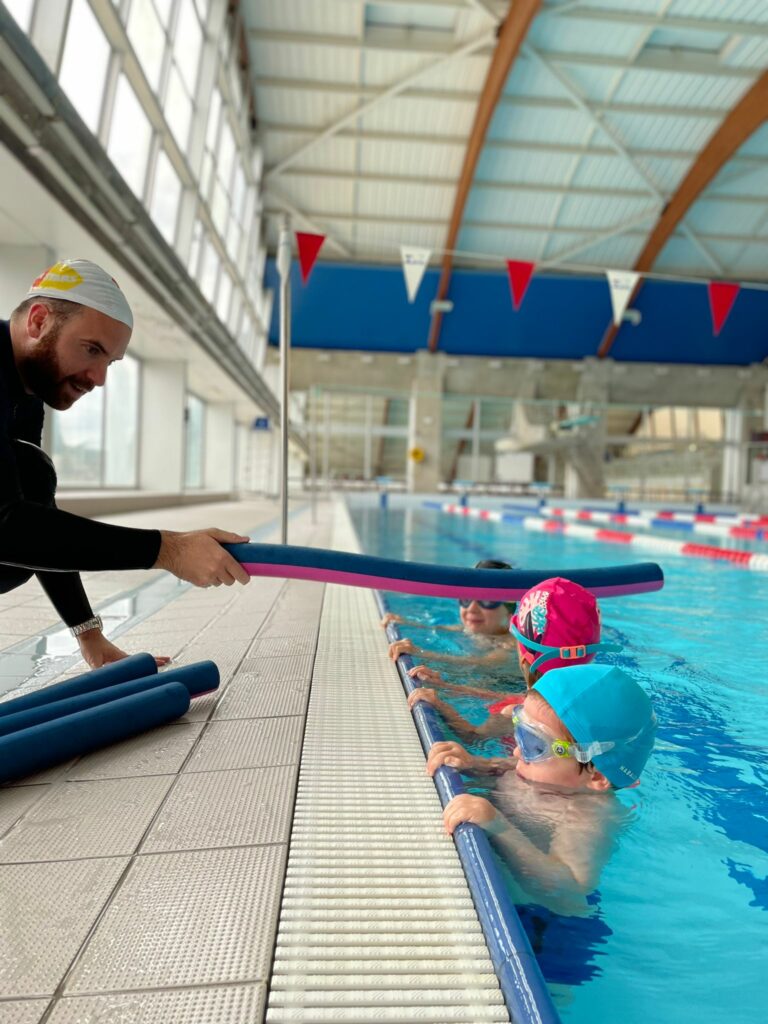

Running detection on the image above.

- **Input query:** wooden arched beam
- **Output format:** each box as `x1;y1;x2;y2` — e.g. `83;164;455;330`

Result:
597;68;768;359
427;0;542;352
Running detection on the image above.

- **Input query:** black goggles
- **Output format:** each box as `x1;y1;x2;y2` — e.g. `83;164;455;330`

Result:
458;598;506;610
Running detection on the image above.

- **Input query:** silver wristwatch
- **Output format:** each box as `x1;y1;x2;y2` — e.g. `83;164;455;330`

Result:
70;615;103;637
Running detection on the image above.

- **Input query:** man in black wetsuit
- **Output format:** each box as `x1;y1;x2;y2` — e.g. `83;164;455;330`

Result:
1;258;251;668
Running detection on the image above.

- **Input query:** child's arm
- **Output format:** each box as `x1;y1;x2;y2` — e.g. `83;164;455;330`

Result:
381;612;461;632
443;795;603;900
389;639;514;667
425;740;513;777
407;689;516;743
409;664;510;700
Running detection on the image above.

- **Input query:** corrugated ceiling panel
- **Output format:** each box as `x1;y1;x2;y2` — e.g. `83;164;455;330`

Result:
722;36;768;70
256;87;358;127
416;54;490;93
249;41;362;84
600;111;718;152
668;0;768;23
629;155;693;193
359;138;465;179
556;193;657;230
246;0;362;35
698;238;752;270
562;233;647;270
272;176;356;216
570;153;660;192
732;242;768;276
555;65;639;104
355;180;454;220
505;58;580;101
708;161;768;197
261;132;358;172
457;225;563;261
489;106;596;146
360;49;441;88
360;96;475;135
365;3;456;32
478;147;581;188
465;188;562;226
529;16;648;58
352;220;446;257
652;233;710;274
687;197;765;235
736;123;768;158
612;69;750;108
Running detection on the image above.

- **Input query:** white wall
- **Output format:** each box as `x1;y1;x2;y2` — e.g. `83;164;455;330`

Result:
0;244;52;316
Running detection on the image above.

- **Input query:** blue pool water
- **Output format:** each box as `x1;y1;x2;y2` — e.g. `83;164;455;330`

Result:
351;502;767;1024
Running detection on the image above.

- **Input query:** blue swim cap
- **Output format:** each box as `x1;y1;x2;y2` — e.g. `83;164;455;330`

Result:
533;664;656;788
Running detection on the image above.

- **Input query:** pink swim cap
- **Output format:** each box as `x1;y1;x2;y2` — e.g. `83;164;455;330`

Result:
511;577;602;674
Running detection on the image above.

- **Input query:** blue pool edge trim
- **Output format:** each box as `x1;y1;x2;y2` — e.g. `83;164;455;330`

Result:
376;591;562;1024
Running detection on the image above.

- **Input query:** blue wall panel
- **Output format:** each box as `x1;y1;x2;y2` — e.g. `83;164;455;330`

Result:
266;260;768;365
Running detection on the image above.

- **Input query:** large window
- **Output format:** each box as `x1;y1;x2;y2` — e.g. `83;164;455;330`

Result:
58;0;112;134
108;75;153;198
104;356;140;486
127;0;166;92
150;148;182;244
51;354;140;487
184;393;205;489
5;0;33;31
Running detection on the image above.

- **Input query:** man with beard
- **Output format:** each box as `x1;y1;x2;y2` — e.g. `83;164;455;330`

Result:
1;258;251;668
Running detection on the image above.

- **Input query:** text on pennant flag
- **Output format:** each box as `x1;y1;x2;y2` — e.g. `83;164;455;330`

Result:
707;281;740;336
606;269;641;326
400;246;432;303
295;232;326;284
506;260;536;310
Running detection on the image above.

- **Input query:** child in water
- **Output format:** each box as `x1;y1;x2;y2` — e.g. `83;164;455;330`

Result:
385;559;518;669
408;577;620;743
426;663;656;915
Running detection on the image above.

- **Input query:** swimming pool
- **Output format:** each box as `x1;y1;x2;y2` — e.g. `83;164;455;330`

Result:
351;499;767;1024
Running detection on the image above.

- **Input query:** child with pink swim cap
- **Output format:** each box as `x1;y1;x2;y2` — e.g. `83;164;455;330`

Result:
407;577;620;744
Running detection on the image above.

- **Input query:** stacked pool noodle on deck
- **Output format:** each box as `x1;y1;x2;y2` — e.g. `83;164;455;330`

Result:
0;653;219;783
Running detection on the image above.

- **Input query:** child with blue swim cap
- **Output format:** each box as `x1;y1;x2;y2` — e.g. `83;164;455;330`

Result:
427;663;656;913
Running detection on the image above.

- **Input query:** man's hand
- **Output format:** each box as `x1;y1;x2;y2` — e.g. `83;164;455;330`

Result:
77;629;170;669
154;529;251;588
407;688;448;713
408;664;445;686
380;612;404;627
443;794;498;835
388;638;419;661
425;740;477;776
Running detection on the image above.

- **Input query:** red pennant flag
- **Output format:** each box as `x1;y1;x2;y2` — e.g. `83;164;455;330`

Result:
295;232;326;284
707;281;740;336
506;260;536;310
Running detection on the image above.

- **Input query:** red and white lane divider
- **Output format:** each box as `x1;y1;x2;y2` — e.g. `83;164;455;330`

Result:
541;507;767;542
440;504;768;572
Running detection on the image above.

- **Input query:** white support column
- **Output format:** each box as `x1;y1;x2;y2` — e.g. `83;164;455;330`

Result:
139;360;186;493
363;394;373;481
721;409;747;504
204;402;236;493
407;352;445;493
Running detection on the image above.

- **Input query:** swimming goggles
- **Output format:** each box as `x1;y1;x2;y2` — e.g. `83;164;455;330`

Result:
458;598;505;610
511;706;615;765
509;621;622;673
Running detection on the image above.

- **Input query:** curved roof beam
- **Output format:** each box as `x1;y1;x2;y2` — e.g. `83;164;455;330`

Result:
597;69;768;359
427;0;542;353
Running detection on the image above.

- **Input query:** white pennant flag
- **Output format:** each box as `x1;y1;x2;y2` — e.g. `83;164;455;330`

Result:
606;269;640;326
400;246;431;303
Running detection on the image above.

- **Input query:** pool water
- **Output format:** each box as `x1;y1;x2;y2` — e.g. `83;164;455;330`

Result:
351;502;767;1024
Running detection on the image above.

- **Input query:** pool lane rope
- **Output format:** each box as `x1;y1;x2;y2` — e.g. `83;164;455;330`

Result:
225;542;664;599
437;503;768;572
538;506;768;543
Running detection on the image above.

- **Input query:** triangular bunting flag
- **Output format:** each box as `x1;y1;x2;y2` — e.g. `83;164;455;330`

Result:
400;245;431;303
707;281;740;336
606;269;640;326
295;232;326;284
506;260;536;310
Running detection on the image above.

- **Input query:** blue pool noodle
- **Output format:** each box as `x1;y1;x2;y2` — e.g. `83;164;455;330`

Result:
0;661;219;739
0;682;191;783
0;651;158;718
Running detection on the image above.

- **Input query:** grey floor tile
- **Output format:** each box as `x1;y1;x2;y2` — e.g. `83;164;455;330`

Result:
141;765;297;853
237;654;314;683
45;985;265;1024
0;857;127;997
66;845;286;993
66;723;204;781
0;777;173;863
248;637;316;658
184;718;304;773
213;676;310;719
0;1000;49;1024
0;786;50;838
